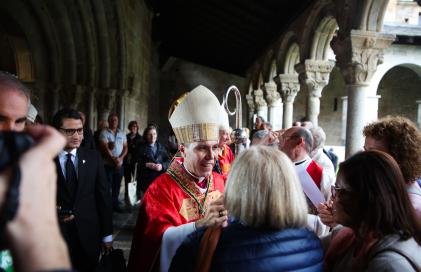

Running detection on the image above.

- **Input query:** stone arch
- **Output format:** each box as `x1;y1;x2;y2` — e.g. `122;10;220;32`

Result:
257;73;264;89
284;43;300;74
269;59;277;82
25;0;61;84
300;0;335;61
75;0;99;87
310;16;338;60
261;50;275;83
377;64;421;124
0;21;34;82
335;0;389;35
276;31;299;74
360;0;390;31
0;0;49;82
371;45;421;97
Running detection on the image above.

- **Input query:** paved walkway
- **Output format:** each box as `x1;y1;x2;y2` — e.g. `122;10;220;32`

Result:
112;206;139;262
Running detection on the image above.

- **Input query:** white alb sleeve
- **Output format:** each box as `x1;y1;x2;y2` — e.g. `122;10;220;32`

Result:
160;222;196;272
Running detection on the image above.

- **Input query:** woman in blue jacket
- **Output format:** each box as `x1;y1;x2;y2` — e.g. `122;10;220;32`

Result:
170;145;323;271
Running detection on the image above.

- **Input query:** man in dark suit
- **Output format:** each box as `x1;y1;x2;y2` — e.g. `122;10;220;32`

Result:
52;109;113;271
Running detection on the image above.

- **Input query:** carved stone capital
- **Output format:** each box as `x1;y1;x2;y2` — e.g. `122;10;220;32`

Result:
254;88;267;108
295;60;335;97
331;30;395;85
245;93;255;113
277;74;300;103
264;82;281;106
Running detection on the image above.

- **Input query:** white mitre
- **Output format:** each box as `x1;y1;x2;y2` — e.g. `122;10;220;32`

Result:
169;85;227;144
27;104;38;123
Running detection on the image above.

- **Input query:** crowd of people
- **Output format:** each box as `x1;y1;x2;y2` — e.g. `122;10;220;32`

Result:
0;70;421;271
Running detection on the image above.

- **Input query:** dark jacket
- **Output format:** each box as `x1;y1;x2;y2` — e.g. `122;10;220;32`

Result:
136;142;171;191
80;128;96;150
55;147;113;264
124;133;143;167
170;220;323;272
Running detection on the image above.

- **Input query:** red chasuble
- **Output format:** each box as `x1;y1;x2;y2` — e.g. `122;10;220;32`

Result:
127;160;225;272
218;144;235;178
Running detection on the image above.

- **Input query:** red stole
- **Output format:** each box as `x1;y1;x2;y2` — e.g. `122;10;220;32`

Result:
306;160;323;189
127;160;225;272
218;144;235;178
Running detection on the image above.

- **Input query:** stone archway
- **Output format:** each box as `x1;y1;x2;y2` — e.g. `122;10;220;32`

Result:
377;64;421;127
0;16;34;82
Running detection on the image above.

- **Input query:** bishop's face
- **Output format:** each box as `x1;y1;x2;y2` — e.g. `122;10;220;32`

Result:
181;140;220;177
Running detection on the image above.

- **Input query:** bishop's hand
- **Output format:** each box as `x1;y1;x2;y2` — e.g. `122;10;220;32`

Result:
195;195;228;229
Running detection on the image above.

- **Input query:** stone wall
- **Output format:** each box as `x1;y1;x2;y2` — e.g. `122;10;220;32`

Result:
378;66;421;121
385;0;421;25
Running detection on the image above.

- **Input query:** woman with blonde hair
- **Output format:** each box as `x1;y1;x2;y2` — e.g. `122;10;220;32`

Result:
170;146;323;271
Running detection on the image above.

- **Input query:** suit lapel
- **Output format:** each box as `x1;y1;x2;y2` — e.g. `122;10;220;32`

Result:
76;148;87;201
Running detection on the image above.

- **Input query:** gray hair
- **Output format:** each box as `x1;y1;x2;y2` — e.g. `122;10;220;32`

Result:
0;71;31;104
310;126;326;151
291;127;313;154
252;129;268;140
225;146;308;229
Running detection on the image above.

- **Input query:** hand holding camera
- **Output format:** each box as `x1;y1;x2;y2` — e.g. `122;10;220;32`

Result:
0;125;71;271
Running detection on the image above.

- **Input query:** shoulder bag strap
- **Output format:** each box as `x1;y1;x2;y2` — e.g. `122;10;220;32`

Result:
194;227;222;272
373;247;420;271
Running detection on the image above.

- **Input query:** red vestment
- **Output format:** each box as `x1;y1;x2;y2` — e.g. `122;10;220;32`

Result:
127;160;225;272
218;144;235;178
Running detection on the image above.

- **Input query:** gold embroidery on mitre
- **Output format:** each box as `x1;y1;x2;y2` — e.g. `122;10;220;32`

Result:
179;190;222;221
173;123;219;144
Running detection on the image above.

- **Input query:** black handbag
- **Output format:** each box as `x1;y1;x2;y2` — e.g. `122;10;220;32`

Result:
96;248;127;272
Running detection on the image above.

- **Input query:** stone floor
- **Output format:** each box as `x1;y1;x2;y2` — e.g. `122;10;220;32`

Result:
112;206;138;262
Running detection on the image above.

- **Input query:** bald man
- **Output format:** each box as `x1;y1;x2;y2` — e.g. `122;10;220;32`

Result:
0;71;31;132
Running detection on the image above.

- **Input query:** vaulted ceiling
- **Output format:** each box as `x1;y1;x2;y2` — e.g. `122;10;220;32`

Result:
148;0;314;76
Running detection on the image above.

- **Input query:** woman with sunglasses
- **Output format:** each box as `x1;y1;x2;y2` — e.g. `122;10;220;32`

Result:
323;150;421;271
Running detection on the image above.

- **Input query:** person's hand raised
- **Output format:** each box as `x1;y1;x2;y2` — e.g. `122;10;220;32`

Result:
195;195;228;229
4;125;71;271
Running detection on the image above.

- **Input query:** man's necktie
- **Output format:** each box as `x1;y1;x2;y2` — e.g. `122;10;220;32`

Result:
65;153;78;199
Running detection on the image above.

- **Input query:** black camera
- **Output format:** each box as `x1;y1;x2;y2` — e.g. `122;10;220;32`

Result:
0;132;34;171
0;131;33;244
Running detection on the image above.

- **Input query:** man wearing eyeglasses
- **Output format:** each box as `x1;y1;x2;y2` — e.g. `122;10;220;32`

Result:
278;126;333;236
52;108;113;272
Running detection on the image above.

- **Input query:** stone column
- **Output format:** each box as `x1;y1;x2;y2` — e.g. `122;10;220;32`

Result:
65;85;84;109
117;90;128;131
331;29;395;158
416;100;421;129
254;88;268;121
99;89;117;121
366;95;381;124
277;74;300;129
51;83;61;117
264;82;283;130
245;93;256;129
295;60;334;127
341;96;348;145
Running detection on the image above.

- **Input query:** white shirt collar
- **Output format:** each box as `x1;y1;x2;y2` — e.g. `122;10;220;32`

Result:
182;163;206;182
60;148;77;158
